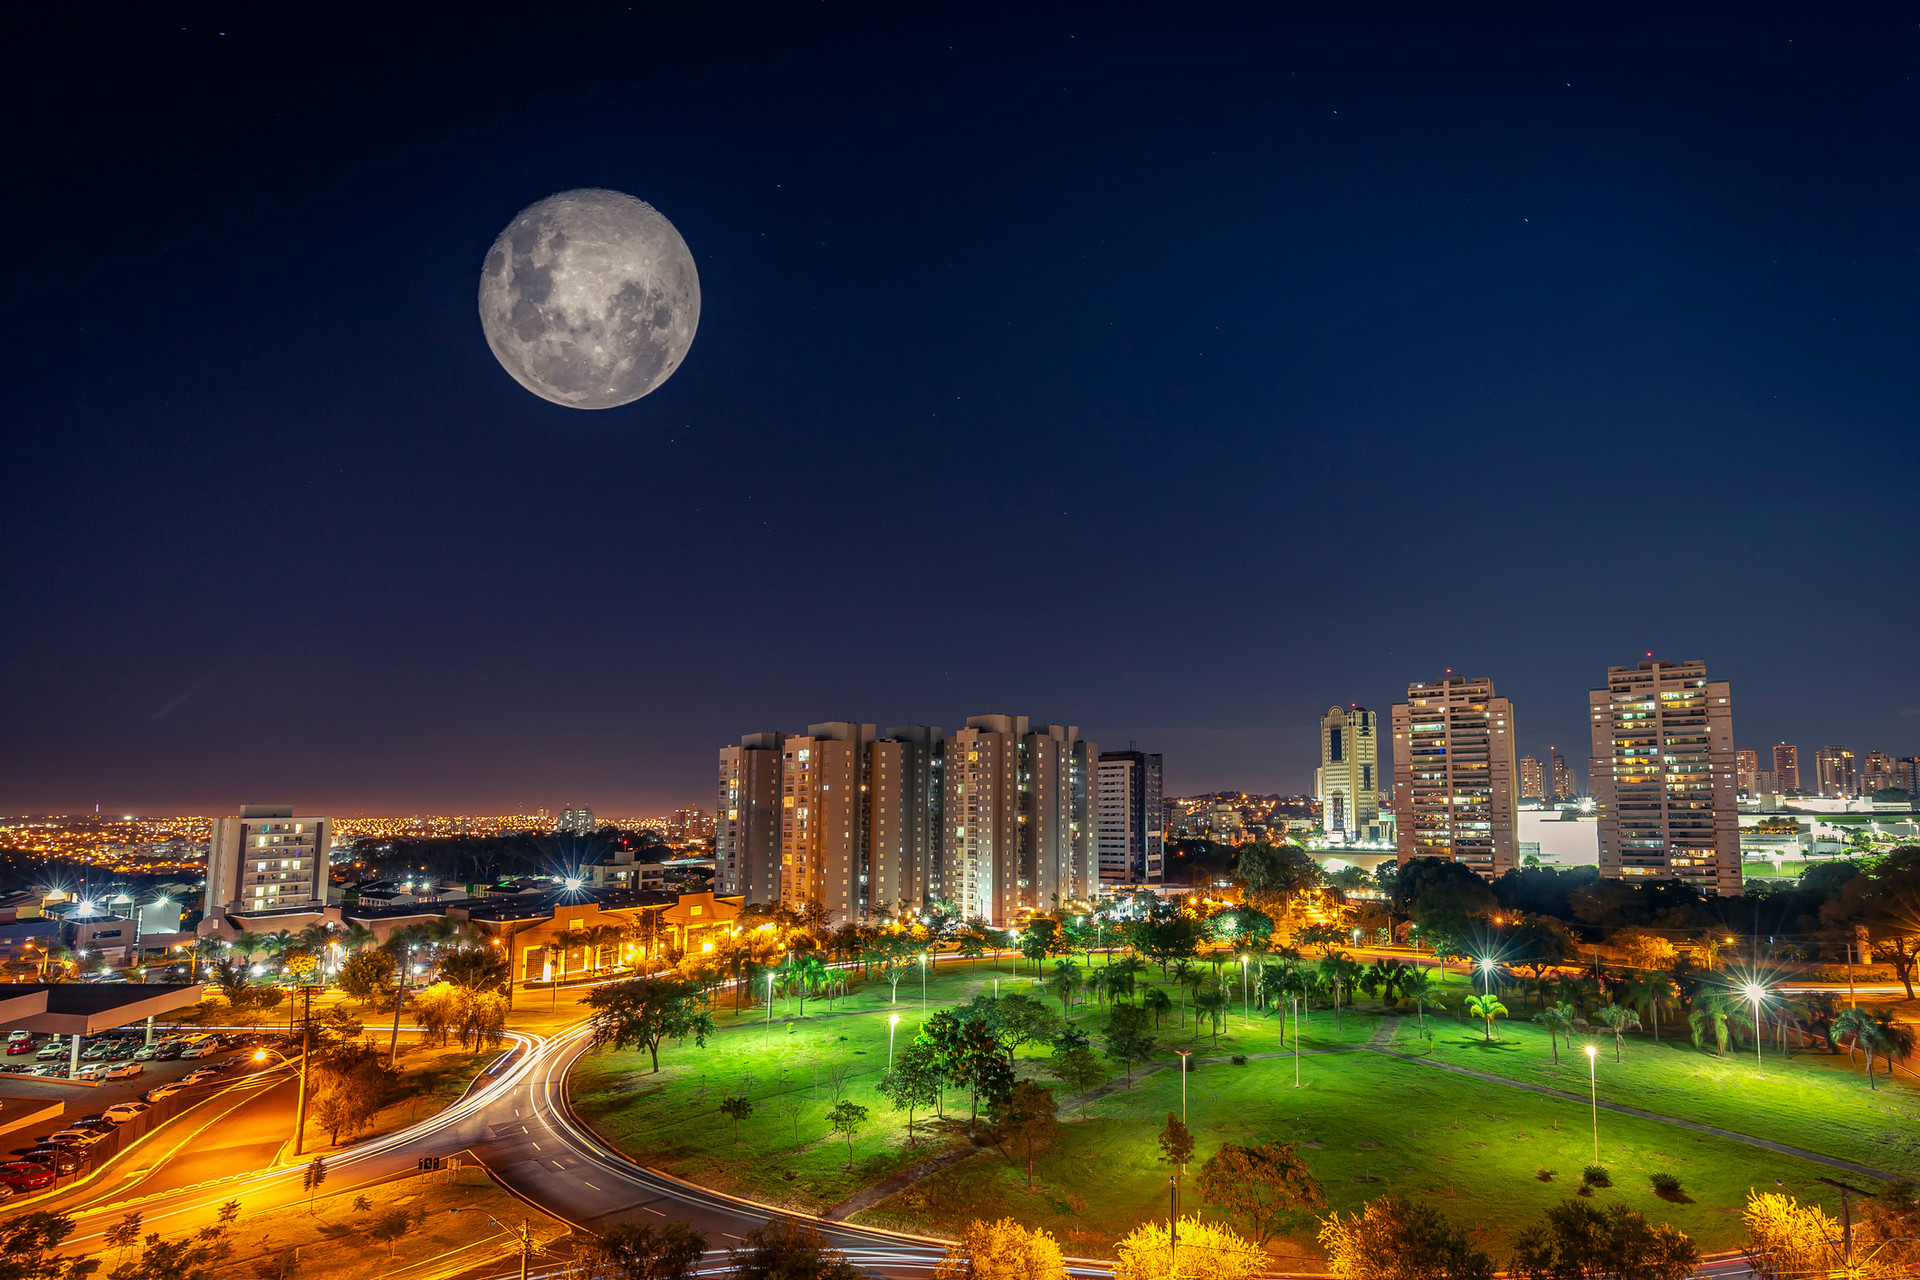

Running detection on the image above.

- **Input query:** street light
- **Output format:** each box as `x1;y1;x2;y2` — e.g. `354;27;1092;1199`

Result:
1174;1049;1191;1124
1478;957;1496;996
1583;1044;1599;1165
1240;956;1250;1028
1743;982;1766;1073
920;953;929;1013
888;1013;900;1070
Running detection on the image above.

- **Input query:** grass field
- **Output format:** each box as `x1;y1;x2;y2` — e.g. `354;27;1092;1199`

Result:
568;954;1919;1262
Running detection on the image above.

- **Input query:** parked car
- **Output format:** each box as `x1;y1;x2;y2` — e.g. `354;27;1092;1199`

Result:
178;1042;220;1060
0;1162;52;1192
34;1044;66;1061
72;1120;118;1135
6;1041;35;1057
17;1146;83;1175
74;1064;110;1081
144;1083;187;1103
102;1062;144;1080
6;1030;31;1044
43;1129;107;1147
31;1066;70;1079
0;1063;35;1075
103;1102;149;1123
179;1069;220;1086
149;1044;185;1061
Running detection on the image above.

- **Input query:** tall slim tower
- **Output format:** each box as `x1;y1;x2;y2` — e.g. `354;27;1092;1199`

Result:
869;725;943;914
1518;756;1545;801
1391;675;1519;879
779;723;875;923
1734;748;1759;795
716;733;784;903
1315;707;1379;840
941;715;1096;924
1772;743;1801;794
1550;752;1575;801
1589;658;1739;896
1096;750;1164;884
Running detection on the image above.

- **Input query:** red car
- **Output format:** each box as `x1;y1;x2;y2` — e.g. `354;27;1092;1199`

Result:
5;1041;34;1056
0;1162;55;1192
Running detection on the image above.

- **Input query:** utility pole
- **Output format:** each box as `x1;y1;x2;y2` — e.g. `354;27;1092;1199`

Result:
1168;1173;1179;1280
293;983;320;1156
387;948;411;1068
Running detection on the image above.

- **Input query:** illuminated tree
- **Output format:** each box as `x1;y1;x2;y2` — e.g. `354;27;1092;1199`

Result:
1511;1201;1696;1280
1196;1140;1325;1242
933;1219;1067;1280
1465;994;1508;1043
1595;1003;1641;1062
1111;1216;1266;1280
1533;1004;1574;1064
583;977;715;1073
989;1082;1058;1189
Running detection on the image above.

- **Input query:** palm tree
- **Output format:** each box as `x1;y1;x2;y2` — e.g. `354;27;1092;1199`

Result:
1832;1008;1886;1089
1869;1010;1915;1081
1465;994;1508;1043
1401;967;1437;1031
550;928;592;985
1047;960;1080;1016
793;954;829;1016
1174;961;1205;1029
1620;970;1675;1044
1596;1002;1642;1063
1144;985;1173;1029
1688;991;1736;1057
336;923;377;955
1533;1002;1575;1064
1194;984;1227;1047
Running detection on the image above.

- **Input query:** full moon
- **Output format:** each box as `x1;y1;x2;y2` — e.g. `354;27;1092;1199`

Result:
477;188;700;410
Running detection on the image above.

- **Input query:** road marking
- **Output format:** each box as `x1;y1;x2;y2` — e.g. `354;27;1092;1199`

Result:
552;1160;565;1170
582;1181;600;1190
645;1207;665;1216
530;1141;540;1150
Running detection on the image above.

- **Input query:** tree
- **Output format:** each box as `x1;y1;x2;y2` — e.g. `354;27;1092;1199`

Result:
1046;960;1080;1015
1465;994;1508;1043
933;1218;1068;1280
1103;1003;1157;1081
1157;1112;1194;1168
954;926;990;972
106;1225;235;1280
1111;1216;1266;1280
1319;1194;1494;1280
310;1043;391;1145
1193;985;1227;1046
1046;1042;1105;1114
1533;1004;1574;1065
0;1213;103;1280
301;1157;326;1212
1832;1008;1890;1088
877;1044;943;1144
439;946;509;992
588;1220;708;1280
1511;1200;1697;1280
411;982;462;1045
828;1100;868;1169
719;1095;753;1143
1688;990;1736;1058
990;1082;1059;1189
583;977;716;1073
1400;968;1438;1030
1143;986;1173;1028
336;950;397;1010
728;1218;864;1280
106;1215;146;1264
1619;970;1676;1043
1196;1140;1325;1243
964;992;1061;1067
921;1012;1013;1127
1595;1003;1641;1063
363;1208;425;1261
1743;1189;1919;1280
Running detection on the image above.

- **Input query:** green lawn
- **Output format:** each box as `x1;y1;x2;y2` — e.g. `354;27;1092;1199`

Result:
570;957;1917;1264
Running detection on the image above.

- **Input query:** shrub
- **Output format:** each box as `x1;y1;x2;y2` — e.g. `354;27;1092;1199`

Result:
1581;1165;1611;1188
1535;1168;1555;1182
1649;1172;1688;1202
1231;1055;1248;1066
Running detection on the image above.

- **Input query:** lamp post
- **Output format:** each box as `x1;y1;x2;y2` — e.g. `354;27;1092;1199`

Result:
1744;983;1766;1074
920;953;928;1013
1240;956;1249;1028
1583;1044;1599;1165
1479;957;1495;996
888;1013;900;1070
1292;995;1301;1088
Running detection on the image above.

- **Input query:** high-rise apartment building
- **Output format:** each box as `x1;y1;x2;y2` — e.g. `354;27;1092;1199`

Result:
205;806;332;918
668;807;714;843
1316;707;1380;839
1518;756;1545;801
1588;658;1738;895
1899;757;1920;799
1772;744;1800;794
1391;675;1520;879
943;715;1096;923
778;723;875;921
1550;752;1575;802
556;803;597;834
716;733;785;904
1097;750;1164;884
1814;747;1858;799
1862;751;1897;794
1734;748;1760;795
869;725;944;913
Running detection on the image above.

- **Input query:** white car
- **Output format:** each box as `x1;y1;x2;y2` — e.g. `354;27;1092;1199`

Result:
46;1128;107;1147
179;1069;219;1086
178;1043;220;1059
7;1030;31;1044
144;1083;186;1103
103;1102;149;1123
102;1062;143;1080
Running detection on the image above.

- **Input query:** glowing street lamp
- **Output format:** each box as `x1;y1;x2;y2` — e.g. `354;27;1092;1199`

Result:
1478;956;1496;996
1743;983;1766;1074
888;1013;900;1070
1174;1049;1192;1124
1583;1044;1599;1164
1240;955;1250;1027
920;953;929;1013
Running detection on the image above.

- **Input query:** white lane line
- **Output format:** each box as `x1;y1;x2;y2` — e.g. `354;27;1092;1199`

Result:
552;1160;565;1170
583;1181;600;1190
531;1141;540;1150
645;1207;665;1216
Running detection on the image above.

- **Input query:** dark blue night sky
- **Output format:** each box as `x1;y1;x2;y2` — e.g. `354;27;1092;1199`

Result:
5;5;1917;813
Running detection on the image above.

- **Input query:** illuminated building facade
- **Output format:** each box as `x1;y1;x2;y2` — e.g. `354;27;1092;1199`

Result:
1391;675;1520;879
1551;752;1576;801
942;715;1096;924
205;806;332;917
1862;751;1897;794
869;726;944;912
1814;747;1858;799
777;723;873;922
1096;749;1163;884
1316;706;1380;841
1519;755;1545;801
1588;658;1739;896
556;804;596;834
1735;748;1760;795
1772;743;1801;794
